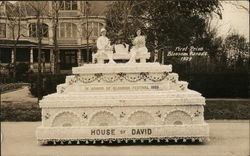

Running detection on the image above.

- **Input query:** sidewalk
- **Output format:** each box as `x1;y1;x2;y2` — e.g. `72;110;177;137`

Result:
1;86;37;105
1;120;249;156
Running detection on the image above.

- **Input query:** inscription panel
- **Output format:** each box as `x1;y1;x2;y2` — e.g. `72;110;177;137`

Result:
83;85;161;92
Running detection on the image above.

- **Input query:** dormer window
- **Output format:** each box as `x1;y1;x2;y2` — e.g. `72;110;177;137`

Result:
59;1;77;10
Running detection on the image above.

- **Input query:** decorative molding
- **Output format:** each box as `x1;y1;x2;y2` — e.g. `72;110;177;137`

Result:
126;110;155;125
50;111;81;127
67;72;169;85
88;110;119;126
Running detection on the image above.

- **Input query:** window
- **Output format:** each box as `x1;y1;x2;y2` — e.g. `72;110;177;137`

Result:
42;24;48;37
0;48;11;63
29;23;36;37
65;1;71;10
98;23;104;36
82;22;104;38
60;23;66;38
72;1;77;10
29;23;49;38
0;23;6;38
58;23;77;38
72;24;77;37
59;1;77;10
93;23;98;37
66;23;71;37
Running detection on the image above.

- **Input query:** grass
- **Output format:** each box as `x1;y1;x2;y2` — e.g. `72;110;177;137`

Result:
205;99;250;120
0;101;41;121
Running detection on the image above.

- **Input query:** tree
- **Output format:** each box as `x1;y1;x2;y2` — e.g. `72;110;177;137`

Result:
49;1;61;74
224;1;249;12
223;33;249;72
105;1;145;45
27;1;48;100
5;2;28;80
81;1;92;63
105;0;223;61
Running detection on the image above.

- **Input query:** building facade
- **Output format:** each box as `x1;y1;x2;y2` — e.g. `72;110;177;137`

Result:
0;1;109;73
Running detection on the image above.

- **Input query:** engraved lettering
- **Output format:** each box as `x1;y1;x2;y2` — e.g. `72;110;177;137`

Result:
131;129;152;135
90;129;116;135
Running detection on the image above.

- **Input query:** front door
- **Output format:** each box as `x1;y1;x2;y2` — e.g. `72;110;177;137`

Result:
60;50;77;70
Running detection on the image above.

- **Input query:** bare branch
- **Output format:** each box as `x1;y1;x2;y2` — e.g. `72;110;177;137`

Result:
223;1;249;12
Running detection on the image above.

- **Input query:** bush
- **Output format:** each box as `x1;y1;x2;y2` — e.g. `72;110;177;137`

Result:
16;63;30;82
179;72;249;98
27;72;249;98
29;74;67;97
205;99;250;119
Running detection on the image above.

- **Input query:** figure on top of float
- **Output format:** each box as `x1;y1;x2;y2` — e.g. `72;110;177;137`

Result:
96;28;116;64
127;29;148;63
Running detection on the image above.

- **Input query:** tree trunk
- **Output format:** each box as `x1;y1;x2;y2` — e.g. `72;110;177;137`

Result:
86;6;89;64
53;28;60;74
13;45;17;81
86;39;89;63
53;22;60;74
161;51;164;64
52;1;60;74
37;12;42;100
42;51;46;73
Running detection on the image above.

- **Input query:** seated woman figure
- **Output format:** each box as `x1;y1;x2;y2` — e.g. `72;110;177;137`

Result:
127;29;148;63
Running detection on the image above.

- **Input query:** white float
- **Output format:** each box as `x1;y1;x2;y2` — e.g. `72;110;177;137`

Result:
36;62;209;144
36;33;209;144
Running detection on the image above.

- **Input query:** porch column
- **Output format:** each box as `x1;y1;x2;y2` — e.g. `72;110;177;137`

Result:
77;49;81;66
162;51;164;65
48;24;53;43
50;49;54;73
30;48;34;69
11;49;14;64
154;49;158;62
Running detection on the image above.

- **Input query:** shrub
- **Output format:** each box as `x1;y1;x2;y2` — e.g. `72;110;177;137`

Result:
179;72;249;98
16;63;30;82
205;99;250;119
29;74;67;97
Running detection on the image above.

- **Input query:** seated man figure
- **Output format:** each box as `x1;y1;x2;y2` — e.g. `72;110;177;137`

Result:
127;29;148;63
95;28;116;64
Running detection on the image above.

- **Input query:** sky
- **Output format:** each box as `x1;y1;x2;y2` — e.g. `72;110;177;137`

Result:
211;1;249;41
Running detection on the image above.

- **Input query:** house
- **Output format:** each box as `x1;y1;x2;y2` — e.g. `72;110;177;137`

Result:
0;1;111;73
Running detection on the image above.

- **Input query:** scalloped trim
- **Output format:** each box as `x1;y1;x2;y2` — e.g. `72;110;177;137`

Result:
50;111;82;127
126;110;155;125
164;109;194;121
37;136;209;145
88;110;119;126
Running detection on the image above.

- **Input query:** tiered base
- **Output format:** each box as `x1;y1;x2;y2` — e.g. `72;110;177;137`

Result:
36;63;209;145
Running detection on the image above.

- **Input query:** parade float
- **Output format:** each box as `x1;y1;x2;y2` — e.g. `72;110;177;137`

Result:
36;29;209;145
